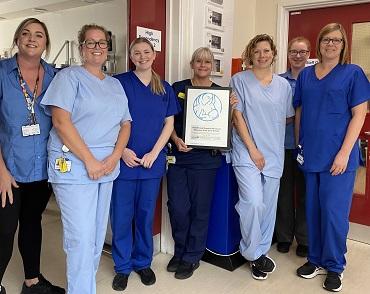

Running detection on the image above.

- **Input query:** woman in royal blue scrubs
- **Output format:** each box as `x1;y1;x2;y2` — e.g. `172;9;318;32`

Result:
295;23;370;292
111;37;179;291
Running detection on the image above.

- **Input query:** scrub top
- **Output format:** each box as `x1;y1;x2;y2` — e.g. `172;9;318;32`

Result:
231;70;294;179
293;63;370;172
170;79;222;169
0;55;56;182
41;66;131;184
280;70;296;150
114;71;180;180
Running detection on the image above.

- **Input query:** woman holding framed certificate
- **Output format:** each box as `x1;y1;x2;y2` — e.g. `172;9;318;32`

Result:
231;34;294;280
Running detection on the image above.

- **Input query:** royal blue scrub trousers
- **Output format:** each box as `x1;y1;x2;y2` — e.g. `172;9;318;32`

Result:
110;178;161;274
305;171;355;273
52;182;113;294
167;165;218;263
233;166;280;261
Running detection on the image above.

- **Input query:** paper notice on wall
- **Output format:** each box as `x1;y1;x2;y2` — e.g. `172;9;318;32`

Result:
136;26;161;52
306;58;319;67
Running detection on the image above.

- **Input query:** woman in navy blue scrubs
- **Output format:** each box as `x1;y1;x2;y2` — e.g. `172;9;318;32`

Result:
294;23;370;292
166;47;224;280
111;37;179;291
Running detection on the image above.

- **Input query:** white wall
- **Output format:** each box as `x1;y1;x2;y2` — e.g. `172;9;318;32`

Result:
0;0;128;73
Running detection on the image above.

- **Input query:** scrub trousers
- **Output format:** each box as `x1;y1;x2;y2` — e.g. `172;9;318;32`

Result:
305;171;355;273
233;166;280;261
110;178;161;274
275;149;307;245
167;165;218;263
0;180;51;284
52;182;113;294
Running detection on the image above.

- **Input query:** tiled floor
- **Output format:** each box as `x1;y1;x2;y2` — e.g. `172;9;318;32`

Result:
3;199;370;294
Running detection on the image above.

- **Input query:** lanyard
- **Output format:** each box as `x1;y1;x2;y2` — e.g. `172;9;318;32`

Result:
17;62;41;125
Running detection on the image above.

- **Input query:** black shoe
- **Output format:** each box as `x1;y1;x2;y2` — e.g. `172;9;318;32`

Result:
112;273;129;291
0;285;6;294
296;244;308;257
174;261;200;280
21;274;65;294
135;268;156;286
250;264;268;280
297;261;325;279
167;256;181;272
323;271;343;292
277;242;291;253
251;255;276;273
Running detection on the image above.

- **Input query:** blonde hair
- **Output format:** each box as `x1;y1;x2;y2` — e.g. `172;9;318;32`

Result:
316;23;349;65
190;47;215;70
242;34;277;66
288;36;311;51
129;37;165;95
11;18;51;59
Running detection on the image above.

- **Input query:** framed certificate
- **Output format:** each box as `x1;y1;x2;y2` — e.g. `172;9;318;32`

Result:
183;86;232;150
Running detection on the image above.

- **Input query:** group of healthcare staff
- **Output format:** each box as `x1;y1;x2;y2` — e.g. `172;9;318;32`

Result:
1;17;370;294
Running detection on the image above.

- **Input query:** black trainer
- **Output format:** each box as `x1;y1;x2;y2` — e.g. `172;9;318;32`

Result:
250;264;268;280
112;273;129;291
277;242;291;253
296;244;308;257
21;274;65;294
297;261;325;279
167;256;181;272
323;271;343;292
174;261;200;280
251;255;276;273
135;268;156;286
0;285;6;294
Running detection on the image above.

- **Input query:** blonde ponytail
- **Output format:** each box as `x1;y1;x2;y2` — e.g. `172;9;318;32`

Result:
151;69;166;95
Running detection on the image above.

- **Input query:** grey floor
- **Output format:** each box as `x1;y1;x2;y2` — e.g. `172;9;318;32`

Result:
4;199;370;294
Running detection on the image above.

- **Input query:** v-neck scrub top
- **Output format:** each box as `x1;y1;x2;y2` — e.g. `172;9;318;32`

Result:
231;70;294;179
0;56;56;182
41;66;131;184
293;64;370;172
114;71;180;180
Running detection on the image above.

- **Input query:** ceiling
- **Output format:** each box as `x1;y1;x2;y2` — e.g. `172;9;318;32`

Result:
0;0;113;20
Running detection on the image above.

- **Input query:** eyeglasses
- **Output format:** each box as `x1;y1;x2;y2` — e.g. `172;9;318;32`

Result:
321;38;343;45
81;39;109;49
288;50;309;56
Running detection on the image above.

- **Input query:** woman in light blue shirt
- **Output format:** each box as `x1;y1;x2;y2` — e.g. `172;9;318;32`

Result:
0;18;64;294
41;24;131;294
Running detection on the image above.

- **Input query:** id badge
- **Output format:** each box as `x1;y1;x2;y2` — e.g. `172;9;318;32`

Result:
166;155;176;165
21;124;40;137
54;157;72;173
296;145;304;165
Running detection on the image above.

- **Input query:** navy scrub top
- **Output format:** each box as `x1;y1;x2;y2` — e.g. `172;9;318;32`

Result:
114;71;180;179
170;79;222;169
293;64;370;172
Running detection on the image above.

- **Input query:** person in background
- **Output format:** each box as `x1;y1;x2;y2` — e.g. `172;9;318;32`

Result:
110;37;179;292
295;23;370;292
0;18;64;294
275;36;310;257
231;34;294;280
166;47;236;280
41;24;131;294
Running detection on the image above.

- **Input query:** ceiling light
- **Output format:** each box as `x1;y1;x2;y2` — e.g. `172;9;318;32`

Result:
32;8;48;13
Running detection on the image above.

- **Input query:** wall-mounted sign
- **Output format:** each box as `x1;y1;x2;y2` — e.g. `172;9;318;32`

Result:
136;26;161;52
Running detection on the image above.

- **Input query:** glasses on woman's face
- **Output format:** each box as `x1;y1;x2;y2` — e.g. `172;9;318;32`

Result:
321;38;343;45
82;39;109;49
288;50;309;56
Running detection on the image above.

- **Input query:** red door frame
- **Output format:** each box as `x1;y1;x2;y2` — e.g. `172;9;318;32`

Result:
288;3;370;225
128;0;167;235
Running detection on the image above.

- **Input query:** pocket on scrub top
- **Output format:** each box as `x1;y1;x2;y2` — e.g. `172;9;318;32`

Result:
326;89;348;114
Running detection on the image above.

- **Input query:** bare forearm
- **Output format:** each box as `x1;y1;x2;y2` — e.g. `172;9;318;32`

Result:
112;121;131;159
233;110;257;151
0;148;7;173
294;107;302;146
152;116;174;156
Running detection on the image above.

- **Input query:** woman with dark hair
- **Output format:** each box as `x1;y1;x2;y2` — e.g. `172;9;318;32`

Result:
0;18;64;294
231;34;294;280
41;24;131;294
295;23;370;292
110;37;179;291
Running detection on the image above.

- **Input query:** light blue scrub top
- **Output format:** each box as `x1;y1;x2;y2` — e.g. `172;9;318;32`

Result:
293;64;370;172
0;56;56;182
41;66;131;184
231;70;294;178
